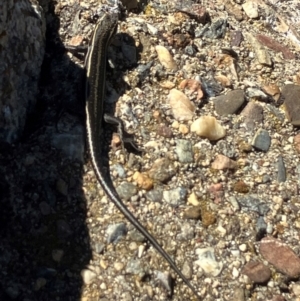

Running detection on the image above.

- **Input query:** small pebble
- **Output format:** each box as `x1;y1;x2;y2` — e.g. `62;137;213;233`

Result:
106;223;128;244
241;261;271;283
260;237;300;278
155;45;178;71
242;1;259;18
81;269;97;285
191;116;226;140
195;247;223;276
211;154;237;170
168;89;195;121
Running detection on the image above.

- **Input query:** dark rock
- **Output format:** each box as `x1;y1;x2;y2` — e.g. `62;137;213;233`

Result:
214;90;245;115
277;155;286;182
256;216;267;240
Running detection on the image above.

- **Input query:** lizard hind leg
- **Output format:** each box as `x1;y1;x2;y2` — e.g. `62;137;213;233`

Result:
103;113;142;155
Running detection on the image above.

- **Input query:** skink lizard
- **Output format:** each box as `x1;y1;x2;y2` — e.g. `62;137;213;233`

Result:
85;5;200;300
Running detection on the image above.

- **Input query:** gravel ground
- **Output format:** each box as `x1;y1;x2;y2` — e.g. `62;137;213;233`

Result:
1;0;300;300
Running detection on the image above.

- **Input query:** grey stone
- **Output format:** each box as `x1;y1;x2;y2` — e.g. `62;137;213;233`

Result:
148;158;177;183
246;87;268;100
265;104;285;122
216;140;236;158
195;19;227;39
277;156;286;182
135;62;152;85
252;129;271;151
128;229;146;242
107;223;128;244
163;187;187;207
214;89;245;115
256;216;267;238
126;259;145;276
262;174;271;183
145;188;163;203
112;163;126;178
237;195;269;215
155;271;172;292
185;45;196;56
116;182;138;202
175;139;194;163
